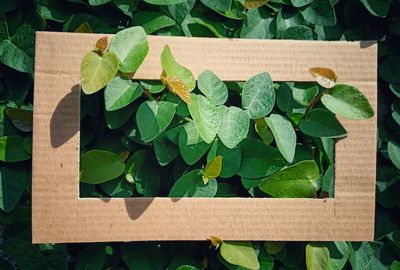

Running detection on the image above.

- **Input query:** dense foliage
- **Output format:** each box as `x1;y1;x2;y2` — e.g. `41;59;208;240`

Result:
0;0;399;269
78;30;373;200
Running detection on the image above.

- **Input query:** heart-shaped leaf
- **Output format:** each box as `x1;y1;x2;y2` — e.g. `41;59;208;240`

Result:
136;100;176;142
242;72;275;119
188;94;222;144
104;76;143;111
218;106;250;149
197;69;228;105
306;244;330;270
169;169;217;197
160;45;195;103
179;122;210;165
80;50;119;94
299;108;347;138
220;241;260;270
237;138;285;179
259;160;319;198
80;149;125;184
321;84;374;119
300;0;336;26
109;26;149;73
266;114;297;163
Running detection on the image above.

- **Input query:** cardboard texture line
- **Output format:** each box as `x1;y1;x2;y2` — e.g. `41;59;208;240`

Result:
32;32;377;243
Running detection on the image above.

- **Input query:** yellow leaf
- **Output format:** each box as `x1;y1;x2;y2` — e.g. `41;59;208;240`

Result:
119;151;130;162
161;71;191;104
74;22;93;33
96;36;108;53
309;67;337;89
209;236;223;247
203;155;222;184
244;0;268;9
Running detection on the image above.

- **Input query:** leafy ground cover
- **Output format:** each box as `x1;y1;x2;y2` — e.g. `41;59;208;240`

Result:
79;30;373;199
0;0;400;269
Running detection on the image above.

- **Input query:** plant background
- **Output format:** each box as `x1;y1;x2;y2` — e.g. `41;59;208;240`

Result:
0;0;399;269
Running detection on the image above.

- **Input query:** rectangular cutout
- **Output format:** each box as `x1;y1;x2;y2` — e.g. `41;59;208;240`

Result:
33;32;377;243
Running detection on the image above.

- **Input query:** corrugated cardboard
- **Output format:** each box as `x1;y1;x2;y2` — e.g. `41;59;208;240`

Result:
32;32;377;243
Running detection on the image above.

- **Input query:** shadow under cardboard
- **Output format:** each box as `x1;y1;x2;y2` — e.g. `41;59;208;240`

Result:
50;84;80;148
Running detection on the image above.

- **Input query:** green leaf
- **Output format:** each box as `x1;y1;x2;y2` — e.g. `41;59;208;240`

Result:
104;76;143;111
281;25;314;40
242;72;275;119
0;13;9;40
5;108;33;132
105;101;138;129
306;244;330;270
218;106;250;149
88;0;112;6
276;9;304;38
153;132;179;166
109;26;149;73
140;81;165;94
0;166;27;213
0;0;20;13
266;114;296;163
360;0;390;17
136;100;176;142
291;0;313;7
0;135;30;162
220;241;260;270
291;83;319;106
301;0;336;26
255;118;274;144
299;109;347;138
76;244;107;270
132;11;176;34
326;242;349;270
188;94;222;144
121;243;162;270
321;84;374;120
179;122;210;165
0;39;33;73
80;150;125;184
100;176;133;197
169;169;218;197
207;139;242;178
167;0;196;24
113;0;136;17
238;138;285;178
200;0;232;12
388;141;400;170
259;160;319;198
143;0;187;5
240;7;276;39
347;242;374;270
80;50;119;94
197;70;228;105
125;150;160;196
161;45;196;92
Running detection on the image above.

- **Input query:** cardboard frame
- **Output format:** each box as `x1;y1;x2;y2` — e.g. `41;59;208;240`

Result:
32;32;377;243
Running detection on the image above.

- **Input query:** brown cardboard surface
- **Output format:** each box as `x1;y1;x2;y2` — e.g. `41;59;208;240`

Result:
32;32;377;243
